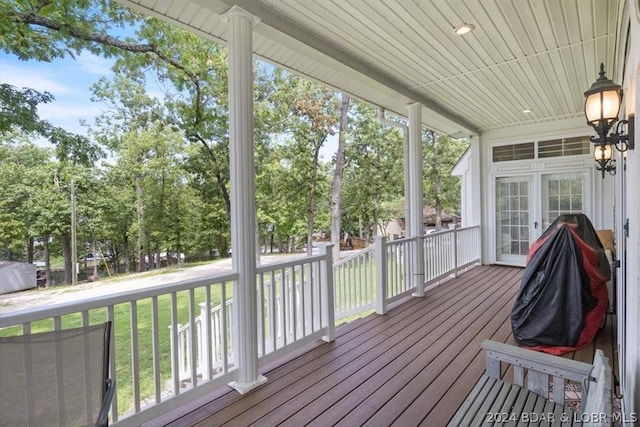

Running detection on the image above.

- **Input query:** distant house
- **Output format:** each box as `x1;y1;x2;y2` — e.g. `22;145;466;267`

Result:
377;205;456;240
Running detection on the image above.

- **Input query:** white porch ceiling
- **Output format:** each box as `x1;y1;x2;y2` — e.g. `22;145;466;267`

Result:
119;0;622;138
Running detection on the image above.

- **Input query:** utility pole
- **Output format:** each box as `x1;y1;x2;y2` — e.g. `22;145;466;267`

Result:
71;180;78;286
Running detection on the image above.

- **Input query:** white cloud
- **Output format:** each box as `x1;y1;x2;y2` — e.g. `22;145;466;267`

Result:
1;62;73;94
1;55;111;130
74;51;114;76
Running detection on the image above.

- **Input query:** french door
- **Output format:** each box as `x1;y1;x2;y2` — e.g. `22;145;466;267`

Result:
495;172;589;266
496;176;532;265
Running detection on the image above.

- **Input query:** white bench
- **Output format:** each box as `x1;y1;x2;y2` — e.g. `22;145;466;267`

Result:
448;340;613;426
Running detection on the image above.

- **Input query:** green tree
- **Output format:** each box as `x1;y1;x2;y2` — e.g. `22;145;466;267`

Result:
284;77;339;253
342;103;404;240
0;135;53;261
330;93;350;260
423;133;468;226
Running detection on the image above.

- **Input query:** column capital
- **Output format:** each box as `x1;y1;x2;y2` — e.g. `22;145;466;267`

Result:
223;5;261;26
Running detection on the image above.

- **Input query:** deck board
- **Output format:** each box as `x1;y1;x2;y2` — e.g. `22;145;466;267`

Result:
143;265;616;427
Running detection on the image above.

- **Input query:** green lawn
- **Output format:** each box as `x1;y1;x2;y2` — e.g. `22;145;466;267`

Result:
0;283;233;416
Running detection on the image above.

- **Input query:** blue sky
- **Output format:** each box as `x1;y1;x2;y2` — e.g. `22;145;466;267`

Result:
1;51;115;143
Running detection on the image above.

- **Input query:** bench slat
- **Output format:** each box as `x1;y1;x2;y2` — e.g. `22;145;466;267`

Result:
494;384;522;427
553;375;566;406
447;374;491;427
505;384;531;427
469;378;507;426
528;370;550;398
459;376;501;427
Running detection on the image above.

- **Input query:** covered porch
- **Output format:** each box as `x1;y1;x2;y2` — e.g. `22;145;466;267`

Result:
144;265;617;427
1;0;637;425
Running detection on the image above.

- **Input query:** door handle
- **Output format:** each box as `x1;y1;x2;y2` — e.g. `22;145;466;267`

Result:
534;222;538;229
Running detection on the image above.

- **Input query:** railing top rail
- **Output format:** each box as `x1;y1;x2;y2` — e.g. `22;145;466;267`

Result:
385;236;419;247
421;224;480;237
333;246;373;267
0;272;239;328
256;254;323;274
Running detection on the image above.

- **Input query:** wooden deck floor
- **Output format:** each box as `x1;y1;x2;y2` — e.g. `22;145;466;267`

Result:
144;265;617;427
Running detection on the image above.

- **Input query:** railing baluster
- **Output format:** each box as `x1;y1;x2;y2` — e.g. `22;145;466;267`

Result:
107;305;117;422
202;286;212;380
283;268;287;339
220;282;229;373
53;316;64;426
23;322;35;425
130;300;140;413
257;272;265;356
188;289;197;387
81;311;92;425
298;264;304;338
169;292;180;396
268;271;276;353
151;296;161;403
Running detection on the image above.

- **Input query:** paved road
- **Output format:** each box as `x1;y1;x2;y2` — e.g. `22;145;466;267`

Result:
0;253;307;314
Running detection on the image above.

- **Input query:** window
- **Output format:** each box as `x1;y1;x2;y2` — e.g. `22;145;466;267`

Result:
492;143;535;162
492;137;590;163
538;137;590;158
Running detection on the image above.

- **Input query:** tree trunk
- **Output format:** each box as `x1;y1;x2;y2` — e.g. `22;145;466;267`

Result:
136;176;145;272
27;237;34;263
306;140;323;256
61;232;72;284
92;233;98;276
123;234;130;273
431;131;443;230
331;94;350;261
44;235;51;287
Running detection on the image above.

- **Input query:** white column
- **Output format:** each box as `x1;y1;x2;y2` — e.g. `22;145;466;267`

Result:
374;235;388;314
472;135;486;264
225;6;267;394
403;131;410;237
408;103;425;296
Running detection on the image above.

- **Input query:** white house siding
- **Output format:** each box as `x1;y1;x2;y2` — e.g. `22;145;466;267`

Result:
621;0;640;420
451;149;476;228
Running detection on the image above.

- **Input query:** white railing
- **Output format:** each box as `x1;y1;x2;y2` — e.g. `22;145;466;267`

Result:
172;299;233;382
0;226;479;425
423;230;455;284
0;273;238;425
333;246;376;320
332;225;481;316
256;251;334;366
455;225;481;268
0;249;335;426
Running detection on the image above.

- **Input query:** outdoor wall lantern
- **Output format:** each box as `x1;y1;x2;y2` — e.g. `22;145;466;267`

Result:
584;63;635;178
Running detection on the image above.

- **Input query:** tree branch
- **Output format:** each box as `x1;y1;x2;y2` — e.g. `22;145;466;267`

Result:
14;11;200;86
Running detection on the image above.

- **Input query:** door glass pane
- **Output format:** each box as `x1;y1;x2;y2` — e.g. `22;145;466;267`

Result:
542;174;585;229
496;177;530;257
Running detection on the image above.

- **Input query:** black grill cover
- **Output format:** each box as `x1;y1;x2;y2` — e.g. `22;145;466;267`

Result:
511;214;610;354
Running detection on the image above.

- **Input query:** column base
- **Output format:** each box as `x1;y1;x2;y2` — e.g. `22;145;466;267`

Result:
228;374;268;394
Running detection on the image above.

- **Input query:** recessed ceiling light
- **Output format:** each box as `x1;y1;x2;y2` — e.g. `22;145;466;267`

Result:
522;108;533;114
453;24;475;35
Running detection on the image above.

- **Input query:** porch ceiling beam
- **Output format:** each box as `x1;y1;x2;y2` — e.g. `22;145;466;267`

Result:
215;0;481;136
